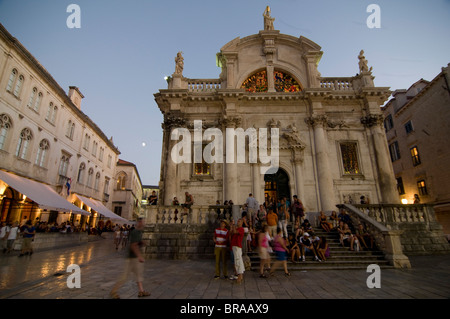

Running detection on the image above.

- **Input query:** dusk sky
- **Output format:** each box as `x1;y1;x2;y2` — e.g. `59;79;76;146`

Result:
0;0;449;185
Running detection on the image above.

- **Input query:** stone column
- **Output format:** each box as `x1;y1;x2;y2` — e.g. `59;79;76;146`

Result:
291;150;304;198
361;113;400;204
303;53;323;88
306;114;335;212
252;162;263;204
225;54;237;89
162;116;186;205
266;65;275;92
222;118;240;203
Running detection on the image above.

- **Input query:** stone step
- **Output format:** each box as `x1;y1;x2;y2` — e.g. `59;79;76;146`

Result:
248;256;394;270
245;226;393;270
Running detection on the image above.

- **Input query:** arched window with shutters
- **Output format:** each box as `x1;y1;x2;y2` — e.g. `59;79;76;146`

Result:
116;172;127;190
6;69;17;92
0;113;13;150
15;128;33;159
27;88;43;112
35;139;50;167
94;172;101;191
13;74;24;97
77;162;86;184
86;167;94;188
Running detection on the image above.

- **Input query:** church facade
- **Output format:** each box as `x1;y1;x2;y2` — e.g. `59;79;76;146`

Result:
154;9;399;212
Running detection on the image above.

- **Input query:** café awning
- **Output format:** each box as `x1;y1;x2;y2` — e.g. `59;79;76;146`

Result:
75;194;128;223
0;169;90;215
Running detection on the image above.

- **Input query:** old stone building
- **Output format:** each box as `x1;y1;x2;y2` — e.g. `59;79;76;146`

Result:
0;23;131;227
382;64;450;237
154;9;399;212
113;159;143;221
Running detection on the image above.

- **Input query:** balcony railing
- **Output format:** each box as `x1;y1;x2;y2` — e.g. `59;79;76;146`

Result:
142;205;239;225
320;77;354;91
187;79;222;92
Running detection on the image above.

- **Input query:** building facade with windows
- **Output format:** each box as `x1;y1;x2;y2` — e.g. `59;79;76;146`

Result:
0;23;124;227
113;159;143;221
155;10;399;212
382;63;450;234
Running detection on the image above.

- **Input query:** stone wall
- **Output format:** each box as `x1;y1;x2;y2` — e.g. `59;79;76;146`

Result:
12;232;90;251
142;223;216;260
397;223;450;255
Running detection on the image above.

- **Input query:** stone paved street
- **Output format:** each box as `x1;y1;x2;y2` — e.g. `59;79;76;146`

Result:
1;234;449;310
1;235;449;300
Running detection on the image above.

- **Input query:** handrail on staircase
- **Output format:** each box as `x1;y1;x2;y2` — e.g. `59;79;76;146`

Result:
336;204;411;269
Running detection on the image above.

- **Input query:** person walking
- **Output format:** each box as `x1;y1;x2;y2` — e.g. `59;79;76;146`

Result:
230;218;245;284
1;222;9;253
6;222;20;254
257;224;271;278
110;218;150;298
213;220;229;279
19;220;35;257
269;228;290;277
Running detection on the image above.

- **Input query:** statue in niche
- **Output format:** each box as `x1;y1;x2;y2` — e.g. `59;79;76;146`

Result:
263;6;275;30
358;50;373;73
174;51;184;75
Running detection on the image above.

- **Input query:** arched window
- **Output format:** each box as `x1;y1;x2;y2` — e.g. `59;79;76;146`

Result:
94;172;101;191
27;88;42;112
34;92;42;112
0;113;12;150
86;168;94;187
241;69;302;92
46;102;57;124
66;120;75;139
27;87;37;108
35;139;50;167
58;154;70;177
77;162;86;183
13;74;24;97
92;141;98;157
6;69;17;92
116;172;127;190
15;128;33;159
83;133;90;150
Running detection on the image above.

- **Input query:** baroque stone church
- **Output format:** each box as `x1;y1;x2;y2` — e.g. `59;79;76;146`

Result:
154;7;399;212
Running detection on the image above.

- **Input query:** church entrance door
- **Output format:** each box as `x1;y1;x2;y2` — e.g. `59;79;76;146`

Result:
264;168;291;204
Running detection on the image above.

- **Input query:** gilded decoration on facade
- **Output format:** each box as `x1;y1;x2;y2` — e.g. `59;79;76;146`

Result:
340;142;360;175
241;70;301;93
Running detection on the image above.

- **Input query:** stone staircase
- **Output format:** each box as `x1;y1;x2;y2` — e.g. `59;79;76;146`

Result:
248;226;394;270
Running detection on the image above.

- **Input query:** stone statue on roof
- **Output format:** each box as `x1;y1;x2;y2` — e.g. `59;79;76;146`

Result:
174;51;184;75
358;50;373;73
263;6;275;30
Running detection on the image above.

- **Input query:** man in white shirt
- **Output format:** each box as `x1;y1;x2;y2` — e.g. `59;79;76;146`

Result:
6;222;20;253
1;222;10;253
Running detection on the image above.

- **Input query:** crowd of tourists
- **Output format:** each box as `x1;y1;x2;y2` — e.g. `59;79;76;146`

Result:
213;193;376;283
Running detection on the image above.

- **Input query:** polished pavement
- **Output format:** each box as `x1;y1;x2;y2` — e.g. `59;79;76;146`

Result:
0;233;449;301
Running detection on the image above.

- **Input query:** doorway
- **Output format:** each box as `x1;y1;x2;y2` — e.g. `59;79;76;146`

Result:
264;168;291;204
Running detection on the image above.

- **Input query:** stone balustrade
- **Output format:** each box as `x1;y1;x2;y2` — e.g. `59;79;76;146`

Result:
143;204;241;225
320;77;354;91
352;203;437;228
337;203;450;265
187;79;222;92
